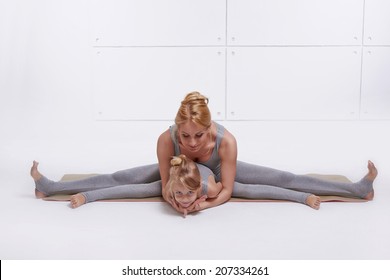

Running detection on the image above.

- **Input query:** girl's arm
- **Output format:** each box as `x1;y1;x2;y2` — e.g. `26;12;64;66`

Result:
206;176;223;198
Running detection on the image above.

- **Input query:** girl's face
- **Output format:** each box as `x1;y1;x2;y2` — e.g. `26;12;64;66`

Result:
172;184;198;208
178;121;210;153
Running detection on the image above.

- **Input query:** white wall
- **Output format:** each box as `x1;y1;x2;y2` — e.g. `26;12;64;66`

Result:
0;0;389;176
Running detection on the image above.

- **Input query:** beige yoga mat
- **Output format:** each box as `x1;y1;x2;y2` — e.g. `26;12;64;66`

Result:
42;173;367;203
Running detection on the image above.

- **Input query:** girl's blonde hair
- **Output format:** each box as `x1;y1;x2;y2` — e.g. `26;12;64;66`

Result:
166;155;201;195
175;91;211;128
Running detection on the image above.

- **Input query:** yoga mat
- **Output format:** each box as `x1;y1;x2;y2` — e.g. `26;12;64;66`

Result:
42;173;367;203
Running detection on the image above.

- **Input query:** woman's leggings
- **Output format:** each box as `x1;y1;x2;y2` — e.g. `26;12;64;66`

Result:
232;161;373;204
35;161;373;205
35;164;162;203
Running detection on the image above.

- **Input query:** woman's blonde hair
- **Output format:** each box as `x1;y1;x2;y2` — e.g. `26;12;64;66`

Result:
175;91;211;128
165;155;201;195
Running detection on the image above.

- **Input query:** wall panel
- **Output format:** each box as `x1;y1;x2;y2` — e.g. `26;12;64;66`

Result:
361;47;390;119
227;0;364;45
92;0;226;46
227;47;362;120
364;0;390;45
92;48;226;120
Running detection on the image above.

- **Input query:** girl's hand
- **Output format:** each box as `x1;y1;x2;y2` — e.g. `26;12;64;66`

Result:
180;195;208;217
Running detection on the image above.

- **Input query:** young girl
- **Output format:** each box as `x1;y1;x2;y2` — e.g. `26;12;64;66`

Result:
165;155;222;216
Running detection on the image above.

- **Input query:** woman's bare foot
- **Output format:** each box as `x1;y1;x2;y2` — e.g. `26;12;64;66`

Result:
363;160;378;200
30;161;42;181
70;194;86;208
31;161;46;198
34;189;46;199
364;160;378;181
306;195;321;210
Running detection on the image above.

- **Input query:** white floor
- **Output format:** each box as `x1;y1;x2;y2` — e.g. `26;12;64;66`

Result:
1;121;390;260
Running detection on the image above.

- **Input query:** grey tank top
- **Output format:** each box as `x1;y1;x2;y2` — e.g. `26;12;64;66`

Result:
169;121;225;183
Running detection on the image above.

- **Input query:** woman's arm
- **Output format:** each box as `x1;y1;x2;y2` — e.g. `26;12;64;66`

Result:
197;129;237;210
156;130;175;200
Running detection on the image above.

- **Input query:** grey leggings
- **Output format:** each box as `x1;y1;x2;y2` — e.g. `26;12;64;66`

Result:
232;161;373;204
35;164;162;203
35;161;373;205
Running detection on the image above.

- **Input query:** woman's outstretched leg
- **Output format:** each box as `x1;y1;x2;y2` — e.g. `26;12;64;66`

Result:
30;161;161;197
235;160;378;200
362;160;377;200
31;161;46;198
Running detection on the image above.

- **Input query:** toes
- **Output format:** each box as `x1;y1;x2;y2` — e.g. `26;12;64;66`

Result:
70;196;77;208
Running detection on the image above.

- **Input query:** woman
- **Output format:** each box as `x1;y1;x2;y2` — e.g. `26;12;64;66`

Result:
157;91;377;213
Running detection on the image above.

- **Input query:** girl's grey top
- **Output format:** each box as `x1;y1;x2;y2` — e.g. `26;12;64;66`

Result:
197;163;213;196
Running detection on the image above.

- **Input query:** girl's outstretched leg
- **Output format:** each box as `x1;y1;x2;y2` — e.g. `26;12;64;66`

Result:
232;182;320;209
306;195;321;210
69;180;162;208
70;194;86;208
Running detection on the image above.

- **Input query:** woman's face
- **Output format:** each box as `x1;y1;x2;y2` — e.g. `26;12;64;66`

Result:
178;121;210;153
172;184;198;208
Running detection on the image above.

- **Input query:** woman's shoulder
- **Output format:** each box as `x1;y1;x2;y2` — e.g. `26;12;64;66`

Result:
157;129;173;145
211;121;236;148
157;129;175;163
220;126;236;145
218;126;237;158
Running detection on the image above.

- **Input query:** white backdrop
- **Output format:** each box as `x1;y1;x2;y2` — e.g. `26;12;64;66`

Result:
0;0;389;261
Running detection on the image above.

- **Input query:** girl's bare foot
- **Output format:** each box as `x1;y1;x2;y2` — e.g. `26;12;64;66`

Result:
306;195;321;210
31;161;46;198
363;160;378;200
70;194;86;208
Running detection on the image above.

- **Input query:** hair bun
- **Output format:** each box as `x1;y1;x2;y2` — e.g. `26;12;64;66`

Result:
170;155;186;166
183;91;209;105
